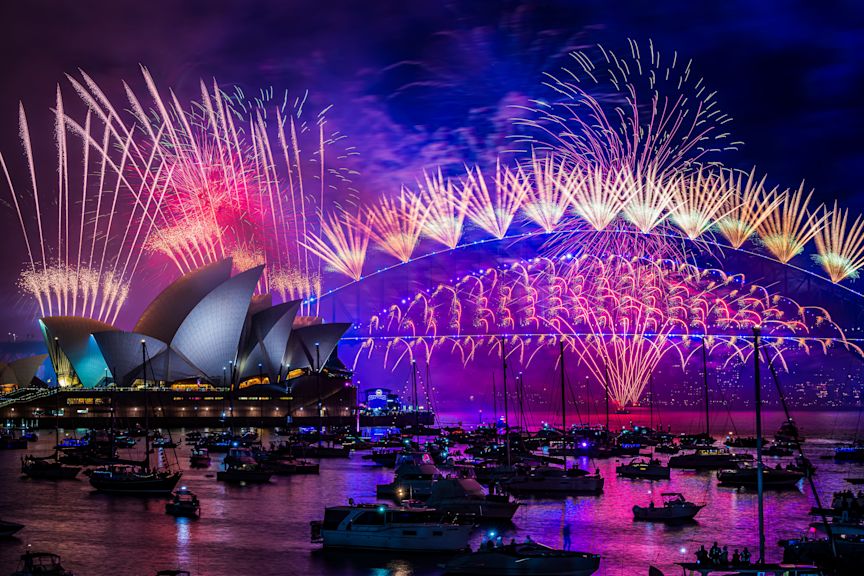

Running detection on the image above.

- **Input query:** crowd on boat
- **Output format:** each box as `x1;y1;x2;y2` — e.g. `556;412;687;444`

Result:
694;542;752;567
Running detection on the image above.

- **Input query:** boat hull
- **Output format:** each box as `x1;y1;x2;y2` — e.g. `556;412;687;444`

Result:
431;500;520;521
632;504;703;522
506;477;604;495
89;472;181;495
321;524;472;551
615;466;670;480
444;550;600;576
216;470;272;483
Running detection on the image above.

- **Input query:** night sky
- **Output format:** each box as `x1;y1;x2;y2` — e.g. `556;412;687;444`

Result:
1;0;863;337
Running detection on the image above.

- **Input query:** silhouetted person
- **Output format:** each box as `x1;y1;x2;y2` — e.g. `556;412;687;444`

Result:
562;523;572;551
709;542;721;564
721;546;729;566
696;545;709;565
732;549;741;566
741;547;751;565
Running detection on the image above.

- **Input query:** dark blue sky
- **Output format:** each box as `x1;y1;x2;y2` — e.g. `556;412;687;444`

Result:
1;0;864;334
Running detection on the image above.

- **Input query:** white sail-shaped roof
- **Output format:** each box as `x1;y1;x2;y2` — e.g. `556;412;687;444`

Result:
6;355;49;386
238;300;301;381
40;317;115;388
171;265;263;379
284;323;351;372
134;259;233;343
93;332;168;387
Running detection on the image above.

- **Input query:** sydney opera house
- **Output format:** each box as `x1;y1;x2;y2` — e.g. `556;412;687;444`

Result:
1;259;359;427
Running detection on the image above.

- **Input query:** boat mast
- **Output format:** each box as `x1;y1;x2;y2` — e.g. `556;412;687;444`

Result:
491;372;497;423
501;336;510;468
316;343;322;448
411;359;419;441
603;361;610;432
649;372;654;431
753;326;765;564
560;338;567;470
702;337;710;438
142;340;150;472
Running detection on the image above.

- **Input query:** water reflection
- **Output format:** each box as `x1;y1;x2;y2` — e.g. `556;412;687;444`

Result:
0;413;857;575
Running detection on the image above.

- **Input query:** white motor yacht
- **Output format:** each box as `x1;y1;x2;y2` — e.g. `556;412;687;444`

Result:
310;503;474;551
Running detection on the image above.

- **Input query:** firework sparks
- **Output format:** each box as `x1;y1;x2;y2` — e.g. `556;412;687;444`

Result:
757;182;825;264
364;189;426;262
813;200;864;282
303;210;369;281
418;169;469;249
463;160;528;239
669;168;735;240
520;153;573;233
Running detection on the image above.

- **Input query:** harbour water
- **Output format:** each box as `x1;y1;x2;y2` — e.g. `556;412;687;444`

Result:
1;410;862;575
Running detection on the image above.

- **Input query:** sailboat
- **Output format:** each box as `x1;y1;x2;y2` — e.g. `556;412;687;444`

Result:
88;341;181;495
504;340;604;496
675;327;825;575
21;350;81;481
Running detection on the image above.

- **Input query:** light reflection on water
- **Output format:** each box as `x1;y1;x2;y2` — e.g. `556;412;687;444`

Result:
0;411;861;575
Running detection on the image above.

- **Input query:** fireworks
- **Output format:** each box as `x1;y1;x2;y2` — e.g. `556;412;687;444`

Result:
463;161;527;239
757;183;825;264
714;169;782;249
356;255;852;407
515;39;737;175
304;210;369;281
418;169;469;249
813;201;864;282
669;168;734;240
520;153;573;233
364;189;426;262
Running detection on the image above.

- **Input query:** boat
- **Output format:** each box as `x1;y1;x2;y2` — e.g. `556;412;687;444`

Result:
763;442;794;457
444;541;600;575
616;457;670;480
775;418;805;443
781;533;864;575
87;343;181;494
668;447;750;470
154;571;190;576
675;561;823;575
376;453;443;500
633;492;704;522
21;455;81;480
310;503;474;551
216;462;272;483
654;443;680;455
189;447;210;467
717;465;804;489
0;519;25;537
834;442;864;462
425;478;520;521
505;466;604;495
88;465;182;495
363;447;402;467
10;552;74;576
165;487;200;518
724;435;758;448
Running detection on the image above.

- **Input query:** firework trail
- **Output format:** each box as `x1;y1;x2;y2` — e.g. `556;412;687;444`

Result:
356;255;855;407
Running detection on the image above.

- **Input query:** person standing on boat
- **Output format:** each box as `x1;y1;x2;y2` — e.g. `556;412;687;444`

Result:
562;523;572;551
